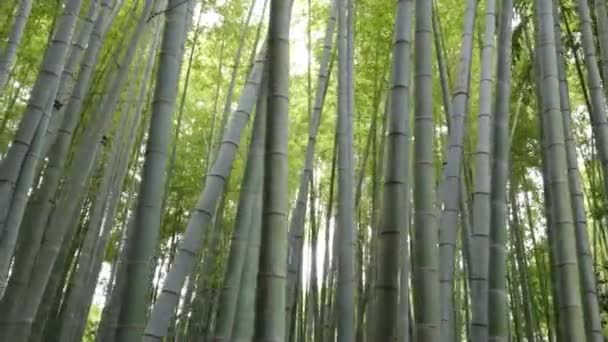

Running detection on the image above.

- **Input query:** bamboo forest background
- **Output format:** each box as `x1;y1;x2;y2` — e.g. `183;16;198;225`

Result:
1;0;608;340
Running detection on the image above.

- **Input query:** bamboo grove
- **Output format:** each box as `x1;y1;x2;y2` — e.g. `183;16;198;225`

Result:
2;0;608;340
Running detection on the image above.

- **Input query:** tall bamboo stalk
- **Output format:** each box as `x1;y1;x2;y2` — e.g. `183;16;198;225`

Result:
487;0;513;339
370;0;412;339
535;0;586;339
413;0;439;339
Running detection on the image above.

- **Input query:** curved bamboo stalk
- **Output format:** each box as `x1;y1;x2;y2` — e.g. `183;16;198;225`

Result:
211;65;267;340
435;0;477;338
142;41;268;342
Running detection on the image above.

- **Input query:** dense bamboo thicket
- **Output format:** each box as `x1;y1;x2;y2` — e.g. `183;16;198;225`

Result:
2;0;608;340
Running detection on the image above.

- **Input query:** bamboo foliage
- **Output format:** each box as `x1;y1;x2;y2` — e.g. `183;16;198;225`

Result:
0;0;606;341
285;1;335;337
0;0;33;89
